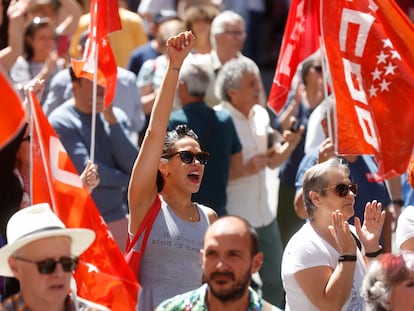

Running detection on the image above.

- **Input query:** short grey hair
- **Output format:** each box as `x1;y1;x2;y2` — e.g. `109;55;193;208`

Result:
302;158;350;219
362;252;414;311
209;10;245;49
215;57;259;103
179;62;210;97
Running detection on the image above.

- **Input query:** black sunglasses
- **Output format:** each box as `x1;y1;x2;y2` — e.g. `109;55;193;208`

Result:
323;183;358;197
13;256;79;274
313;65;322;73
165;150;210;165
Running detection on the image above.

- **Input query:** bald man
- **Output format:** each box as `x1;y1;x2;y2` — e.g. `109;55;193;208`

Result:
156;216;281;310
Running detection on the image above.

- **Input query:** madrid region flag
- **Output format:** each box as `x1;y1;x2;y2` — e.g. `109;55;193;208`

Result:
30;92;139;310
71;0;121;107
321;0;414;178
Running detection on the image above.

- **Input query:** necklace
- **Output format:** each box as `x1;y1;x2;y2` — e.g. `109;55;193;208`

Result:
172;203;199;221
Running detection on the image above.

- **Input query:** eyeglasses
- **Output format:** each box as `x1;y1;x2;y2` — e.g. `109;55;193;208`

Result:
313;65;322;73
224;30;246;37
13;256;79;274
323;183;358;197
164;150;210;165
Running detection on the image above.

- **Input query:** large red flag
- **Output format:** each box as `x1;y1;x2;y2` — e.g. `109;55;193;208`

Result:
267;0;321;114
321;0;414;178
0;70;26;148
30;92;139;310
71;0;121;107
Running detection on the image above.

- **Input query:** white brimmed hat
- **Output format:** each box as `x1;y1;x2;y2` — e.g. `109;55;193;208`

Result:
0;203;96;277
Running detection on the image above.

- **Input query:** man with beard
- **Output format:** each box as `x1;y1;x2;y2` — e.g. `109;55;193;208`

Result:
155;215;280;310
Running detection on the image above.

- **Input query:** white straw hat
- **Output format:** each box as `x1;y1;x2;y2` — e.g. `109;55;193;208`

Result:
0;203;95;277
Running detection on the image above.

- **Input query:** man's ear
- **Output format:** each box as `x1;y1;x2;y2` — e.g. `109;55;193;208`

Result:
8;257;20;280
200;249;205;267
251;252;264;274
226;88;236;101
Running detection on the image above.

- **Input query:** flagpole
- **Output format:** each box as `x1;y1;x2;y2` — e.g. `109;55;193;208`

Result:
29;110;33;207
90;1;98;164
319;41;334;141
27;93;33;206
319;12;335;150
29;91;58;210
90;46;98;164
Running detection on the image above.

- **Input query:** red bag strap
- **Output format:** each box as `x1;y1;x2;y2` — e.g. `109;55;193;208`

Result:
126;195;161;253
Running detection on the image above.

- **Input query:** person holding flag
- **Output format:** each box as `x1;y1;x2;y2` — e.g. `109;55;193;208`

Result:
48;68;138;250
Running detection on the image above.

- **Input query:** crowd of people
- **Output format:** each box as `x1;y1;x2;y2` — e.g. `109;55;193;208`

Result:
1;0;414;311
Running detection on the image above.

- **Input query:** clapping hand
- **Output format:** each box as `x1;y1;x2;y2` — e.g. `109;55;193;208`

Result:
328;210;357;255
354;200;385;253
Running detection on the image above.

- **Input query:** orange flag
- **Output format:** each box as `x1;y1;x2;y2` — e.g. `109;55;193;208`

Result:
0;70;26;148
71;0;121;107
322;0;414;178
267;0;321;114
30;92;139;310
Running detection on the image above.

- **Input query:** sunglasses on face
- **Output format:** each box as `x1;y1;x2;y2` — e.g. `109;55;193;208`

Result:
165;150;210;165
323;183;358;197
13;256;79;274
313;65;322;73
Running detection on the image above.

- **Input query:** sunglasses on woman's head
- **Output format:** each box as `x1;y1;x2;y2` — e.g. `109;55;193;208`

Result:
323;183;358;197
165;150;210;165
13;256;79;274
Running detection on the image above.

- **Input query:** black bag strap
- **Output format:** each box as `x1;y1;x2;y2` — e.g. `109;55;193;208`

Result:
350;231;362;252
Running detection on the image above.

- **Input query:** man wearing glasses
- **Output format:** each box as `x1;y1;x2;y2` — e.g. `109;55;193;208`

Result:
0;203;108;310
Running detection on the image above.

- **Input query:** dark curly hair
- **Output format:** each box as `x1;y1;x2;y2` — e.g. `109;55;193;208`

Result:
156;124;199;192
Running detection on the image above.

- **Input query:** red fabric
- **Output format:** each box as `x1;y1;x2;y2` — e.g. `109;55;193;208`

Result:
0;71;26;148
321;0;414;178
30;92;139;310
71;0;121;107
267;0;321;114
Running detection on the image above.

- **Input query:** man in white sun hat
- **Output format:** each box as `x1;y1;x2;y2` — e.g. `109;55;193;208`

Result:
0;203;108;310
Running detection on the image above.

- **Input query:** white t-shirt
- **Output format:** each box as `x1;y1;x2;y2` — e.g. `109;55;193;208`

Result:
396;205;414;249
282;222;366;311
304;104;325;154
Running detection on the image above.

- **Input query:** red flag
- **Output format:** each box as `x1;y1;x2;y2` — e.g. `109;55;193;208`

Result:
267;0;321;114
321;0;414;178
30;92;139;310
0;70;26;148
71;0;121;107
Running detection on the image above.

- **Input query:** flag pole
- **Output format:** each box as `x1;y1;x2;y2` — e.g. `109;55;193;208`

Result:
90;46;98;163
319;38;334;142
29;91;58;210
28;99;33;206
318;1;336;150
89;1;98;164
